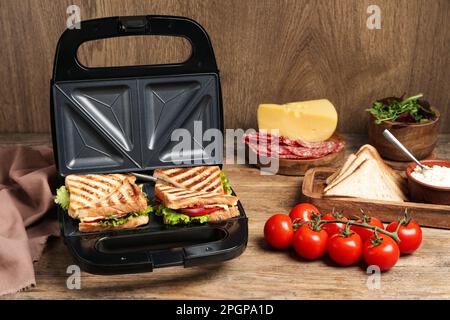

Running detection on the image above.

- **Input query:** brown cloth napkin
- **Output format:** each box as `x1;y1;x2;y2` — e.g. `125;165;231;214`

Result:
0;146;59;296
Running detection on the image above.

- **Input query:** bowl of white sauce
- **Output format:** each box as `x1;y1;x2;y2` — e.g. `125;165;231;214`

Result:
406;160;450;205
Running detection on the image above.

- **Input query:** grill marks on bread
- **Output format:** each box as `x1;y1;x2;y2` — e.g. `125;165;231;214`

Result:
76;180;147;218
154;166;224;194
65;174;147;219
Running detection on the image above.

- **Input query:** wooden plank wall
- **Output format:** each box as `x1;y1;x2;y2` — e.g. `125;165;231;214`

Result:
0;0;449;133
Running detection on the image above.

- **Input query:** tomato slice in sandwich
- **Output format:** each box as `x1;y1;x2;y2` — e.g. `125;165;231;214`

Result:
82;213;129;223
180;206;222;217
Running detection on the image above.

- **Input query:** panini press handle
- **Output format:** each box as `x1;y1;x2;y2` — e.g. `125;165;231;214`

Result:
65;236;154;274
148;217;248;269
53;15;218;82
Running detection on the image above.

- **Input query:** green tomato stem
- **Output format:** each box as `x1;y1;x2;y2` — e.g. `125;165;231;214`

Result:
317;219;400;242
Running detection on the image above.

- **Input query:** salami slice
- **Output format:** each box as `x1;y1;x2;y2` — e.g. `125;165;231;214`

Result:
243;131;344;160
244;132;335;149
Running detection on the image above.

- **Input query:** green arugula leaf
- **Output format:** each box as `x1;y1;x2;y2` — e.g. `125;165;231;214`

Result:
366;93;435;124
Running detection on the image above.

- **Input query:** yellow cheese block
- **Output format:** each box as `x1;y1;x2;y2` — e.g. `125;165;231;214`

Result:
257;99;338;142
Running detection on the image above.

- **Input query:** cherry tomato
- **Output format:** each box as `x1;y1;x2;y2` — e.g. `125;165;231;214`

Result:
351;216;384;242
322;213;348;237
363;235;400;271
264;214;294;249
292;224;328;260
289;203;320;224
327;231;363;266
386;220;422;254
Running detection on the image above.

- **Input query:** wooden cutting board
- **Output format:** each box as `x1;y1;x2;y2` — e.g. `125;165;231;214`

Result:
302;167;450;229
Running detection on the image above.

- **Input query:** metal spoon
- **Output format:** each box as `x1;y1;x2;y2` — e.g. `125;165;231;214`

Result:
382;129;428;170
130;172;158;182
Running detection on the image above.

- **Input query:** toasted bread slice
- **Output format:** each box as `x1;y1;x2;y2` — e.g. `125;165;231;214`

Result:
208;206;240;222
153;166;224;194
78;215;149;232
65;174;130;218
155;183;238;210
75;178;148;219
324;158;405;202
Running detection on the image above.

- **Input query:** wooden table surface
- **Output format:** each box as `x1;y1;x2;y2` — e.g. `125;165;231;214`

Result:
2;133;450;299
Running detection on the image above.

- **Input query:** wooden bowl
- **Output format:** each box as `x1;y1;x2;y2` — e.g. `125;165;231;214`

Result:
406;160;450;205
368;107;440;161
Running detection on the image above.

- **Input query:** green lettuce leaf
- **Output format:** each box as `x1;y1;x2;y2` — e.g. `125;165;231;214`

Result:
190;214;210;224
154;204;210;225
96;205;152;227
55;186;70;211
220;170;233;195
163;211;191;225
140;204;153;215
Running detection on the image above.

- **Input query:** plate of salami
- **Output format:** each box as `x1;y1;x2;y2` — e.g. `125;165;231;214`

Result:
244;132;346;176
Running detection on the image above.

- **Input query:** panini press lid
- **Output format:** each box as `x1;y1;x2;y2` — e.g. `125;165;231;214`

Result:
51;15;223;176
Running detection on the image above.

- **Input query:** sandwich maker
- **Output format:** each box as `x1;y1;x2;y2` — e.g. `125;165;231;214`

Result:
50;15;248;274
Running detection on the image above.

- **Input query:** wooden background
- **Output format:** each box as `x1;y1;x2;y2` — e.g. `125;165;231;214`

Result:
0;0;449;134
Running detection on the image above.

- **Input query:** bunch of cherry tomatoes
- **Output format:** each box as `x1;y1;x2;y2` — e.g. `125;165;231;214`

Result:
264;203;422;271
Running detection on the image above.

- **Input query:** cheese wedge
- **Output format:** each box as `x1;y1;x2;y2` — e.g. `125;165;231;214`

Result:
257;99;338;142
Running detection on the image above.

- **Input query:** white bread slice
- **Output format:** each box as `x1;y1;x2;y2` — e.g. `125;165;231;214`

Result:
324;158;405;202
355;145;407;199
325;149;388;191
355;145;406;192
325;153;356;185
325;145;407;201
78;215;149;232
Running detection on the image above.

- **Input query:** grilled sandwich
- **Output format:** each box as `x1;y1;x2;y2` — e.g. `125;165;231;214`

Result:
56;174;150;232
153;166;239;225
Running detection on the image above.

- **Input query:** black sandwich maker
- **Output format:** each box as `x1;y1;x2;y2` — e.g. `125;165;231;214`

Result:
50;15;248;274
